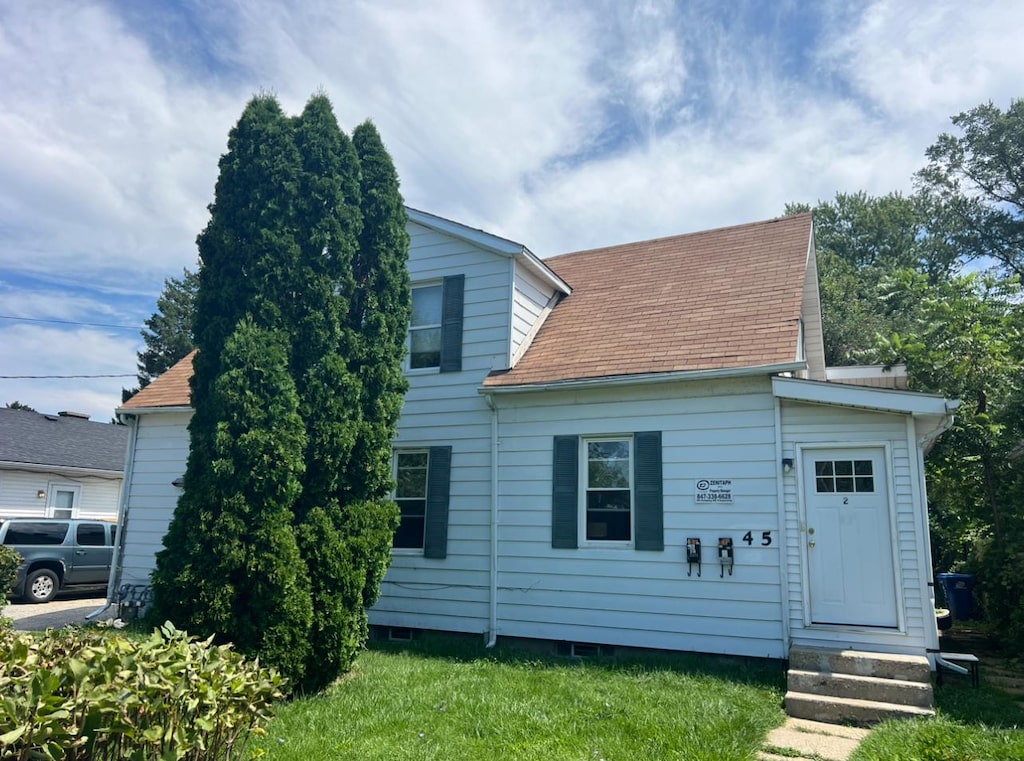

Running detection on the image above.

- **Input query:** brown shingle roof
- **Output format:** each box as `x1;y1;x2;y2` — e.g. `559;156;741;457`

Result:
118;214;813;406
484;213;813;388
119;350;195;410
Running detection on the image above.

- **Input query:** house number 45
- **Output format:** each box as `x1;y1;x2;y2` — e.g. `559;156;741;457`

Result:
742;531;772;546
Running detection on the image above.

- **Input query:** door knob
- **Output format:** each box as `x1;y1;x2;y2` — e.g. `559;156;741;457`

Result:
808;541;816;548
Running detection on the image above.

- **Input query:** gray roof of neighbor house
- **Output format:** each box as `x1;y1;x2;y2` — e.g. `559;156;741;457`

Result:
0;408;129;473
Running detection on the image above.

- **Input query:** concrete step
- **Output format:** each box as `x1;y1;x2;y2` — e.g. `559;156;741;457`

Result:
788;668;933;707
789;645;931;683
785;690;935;726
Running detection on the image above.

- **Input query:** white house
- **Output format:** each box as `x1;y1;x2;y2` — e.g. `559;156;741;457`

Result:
113;209;957;715
0;408;127;521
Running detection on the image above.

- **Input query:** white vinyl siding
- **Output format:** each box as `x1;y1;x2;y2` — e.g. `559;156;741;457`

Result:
493;376;787;659
370;220;514;634
510;262;556;366
0;469;120;520
117;412;191;586
780;400;929;655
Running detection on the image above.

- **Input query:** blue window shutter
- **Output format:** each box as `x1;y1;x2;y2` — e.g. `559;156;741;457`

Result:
634;431;664;551
552;435;579;549
440;274;464;373
423;446;452;559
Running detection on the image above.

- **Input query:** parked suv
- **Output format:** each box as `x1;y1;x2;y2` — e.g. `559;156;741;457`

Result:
0;518;117;603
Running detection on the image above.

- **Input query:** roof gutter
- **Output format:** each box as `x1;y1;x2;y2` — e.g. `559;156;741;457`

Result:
0;460;123;479
115;405;194;420
479;362;808;396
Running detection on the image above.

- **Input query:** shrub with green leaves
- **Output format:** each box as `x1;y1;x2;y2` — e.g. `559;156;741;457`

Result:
0;546;20;597
0;621;283;761
0;545;21;625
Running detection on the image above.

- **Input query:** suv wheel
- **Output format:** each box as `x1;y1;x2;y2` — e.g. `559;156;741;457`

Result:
25;569;59;603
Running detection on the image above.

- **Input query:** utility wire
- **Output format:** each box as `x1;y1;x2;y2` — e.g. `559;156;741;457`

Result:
0;373;136;379
0;314;140;330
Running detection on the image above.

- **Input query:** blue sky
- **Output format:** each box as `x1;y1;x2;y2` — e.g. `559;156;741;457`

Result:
1;0;1022;420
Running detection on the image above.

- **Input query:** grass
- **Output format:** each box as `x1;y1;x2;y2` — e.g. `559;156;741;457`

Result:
851;675;1024;761
256;633;786;761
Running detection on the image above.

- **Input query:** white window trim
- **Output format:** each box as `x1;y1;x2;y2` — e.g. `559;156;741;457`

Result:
392;448;429;554
46;482;82;519
578;435;634;549
407;281;443;374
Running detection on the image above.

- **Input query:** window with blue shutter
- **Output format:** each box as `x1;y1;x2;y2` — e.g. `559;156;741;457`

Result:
408;275;464;372
551;432;663;551
393;446;452;557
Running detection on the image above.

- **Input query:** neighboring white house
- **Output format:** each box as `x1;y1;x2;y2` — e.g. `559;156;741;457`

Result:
0;408;128;521
113;209;957;667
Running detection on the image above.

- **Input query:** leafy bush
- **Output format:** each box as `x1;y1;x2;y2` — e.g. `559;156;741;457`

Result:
0;546;20;598
0;621;283;760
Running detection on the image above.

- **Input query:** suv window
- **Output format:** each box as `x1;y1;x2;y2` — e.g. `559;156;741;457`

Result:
3;522;70;545
77;523;106;547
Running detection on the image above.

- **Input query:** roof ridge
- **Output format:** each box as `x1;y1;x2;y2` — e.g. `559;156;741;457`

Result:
547;212;812;263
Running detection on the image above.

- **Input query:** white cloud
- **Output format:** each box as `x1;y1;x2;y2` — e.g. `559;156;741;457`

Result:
2;0;1024;418
0;324;137;420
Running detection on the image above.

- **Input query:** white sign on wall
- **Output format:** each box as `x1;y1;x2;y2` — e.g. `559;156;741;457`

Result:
695;478;733;504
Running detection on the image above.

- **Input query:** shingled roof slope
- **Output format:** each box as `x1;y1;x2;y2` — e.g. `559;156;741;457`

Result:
484;213;813;387
119;350;196;410
0;408;129;472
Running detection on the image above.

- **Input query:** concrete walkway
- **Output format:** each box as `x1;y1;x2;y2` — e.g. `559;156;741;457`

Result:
760;717;871;761
4;595;109;631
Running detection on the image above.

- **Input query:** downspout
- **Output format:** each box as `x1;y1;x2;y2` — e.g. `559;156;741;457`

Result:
915;405;960;671
484;392;499;647
89;412;138;620
773;396;791;651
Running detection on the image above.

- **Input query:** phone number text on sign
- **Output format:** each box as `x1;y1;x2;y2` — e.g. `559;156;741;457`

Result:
695;478;733;503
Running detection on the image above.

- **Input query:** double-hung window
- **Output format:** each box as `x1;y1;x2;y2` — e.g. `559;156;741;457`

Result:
584;437;633;542
394;450;429;549
408;275;464;372
409;285;442;369
552;431;663;551
392;446;453;557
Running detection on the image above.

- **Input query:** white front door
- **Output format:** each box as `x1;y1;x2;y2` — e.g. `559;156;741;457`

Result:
804;447;898;627
47;483;80;519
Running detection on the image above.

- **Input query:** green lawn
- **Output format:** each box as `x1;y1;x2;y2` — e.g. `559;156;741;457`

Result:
257;634;786;761
852;676;1024;761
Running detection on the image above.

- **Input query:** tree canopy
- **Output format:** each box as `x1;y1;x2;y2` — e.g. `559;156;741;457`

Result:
793;98;1024;648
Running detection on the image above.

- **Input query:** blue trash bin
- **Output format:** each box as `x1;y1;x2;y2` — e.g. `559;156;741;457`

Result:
937;573;976;620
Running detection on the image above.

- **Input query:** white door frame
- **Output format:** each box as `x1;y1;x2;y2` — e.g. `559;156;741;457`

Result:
46;482;82;519
795;442;905;632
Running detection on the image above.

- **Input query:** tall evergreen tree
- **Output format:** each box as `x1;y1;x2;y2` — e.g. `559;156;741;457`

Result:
148;93;412;691
148;96;313;685
138;269;199;386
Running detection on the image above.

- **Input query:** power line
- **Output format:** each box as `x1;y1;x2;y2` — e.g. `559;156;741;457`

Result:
0;314;140;330
0;374;136;379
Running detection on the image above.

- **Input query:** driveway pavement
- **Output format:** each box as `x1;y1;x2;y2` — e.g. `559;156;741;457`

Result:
4;593;111;631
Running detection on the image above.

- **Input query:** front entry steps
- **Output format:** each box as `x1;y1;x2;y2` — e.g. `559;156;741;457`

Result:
785;646;935;726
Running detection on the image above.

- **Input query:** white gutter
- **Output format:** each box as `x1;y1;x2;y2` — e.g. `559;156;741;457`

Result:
116;405;193;418
917;401;960;451
0;461;123;480
484;393;499;648
96;413;140;617
480;362;808;396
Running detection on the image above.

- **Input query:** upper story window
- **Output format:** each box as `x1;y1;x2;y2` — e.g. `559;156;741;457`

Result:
407;275;464;373
410;285;443;369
